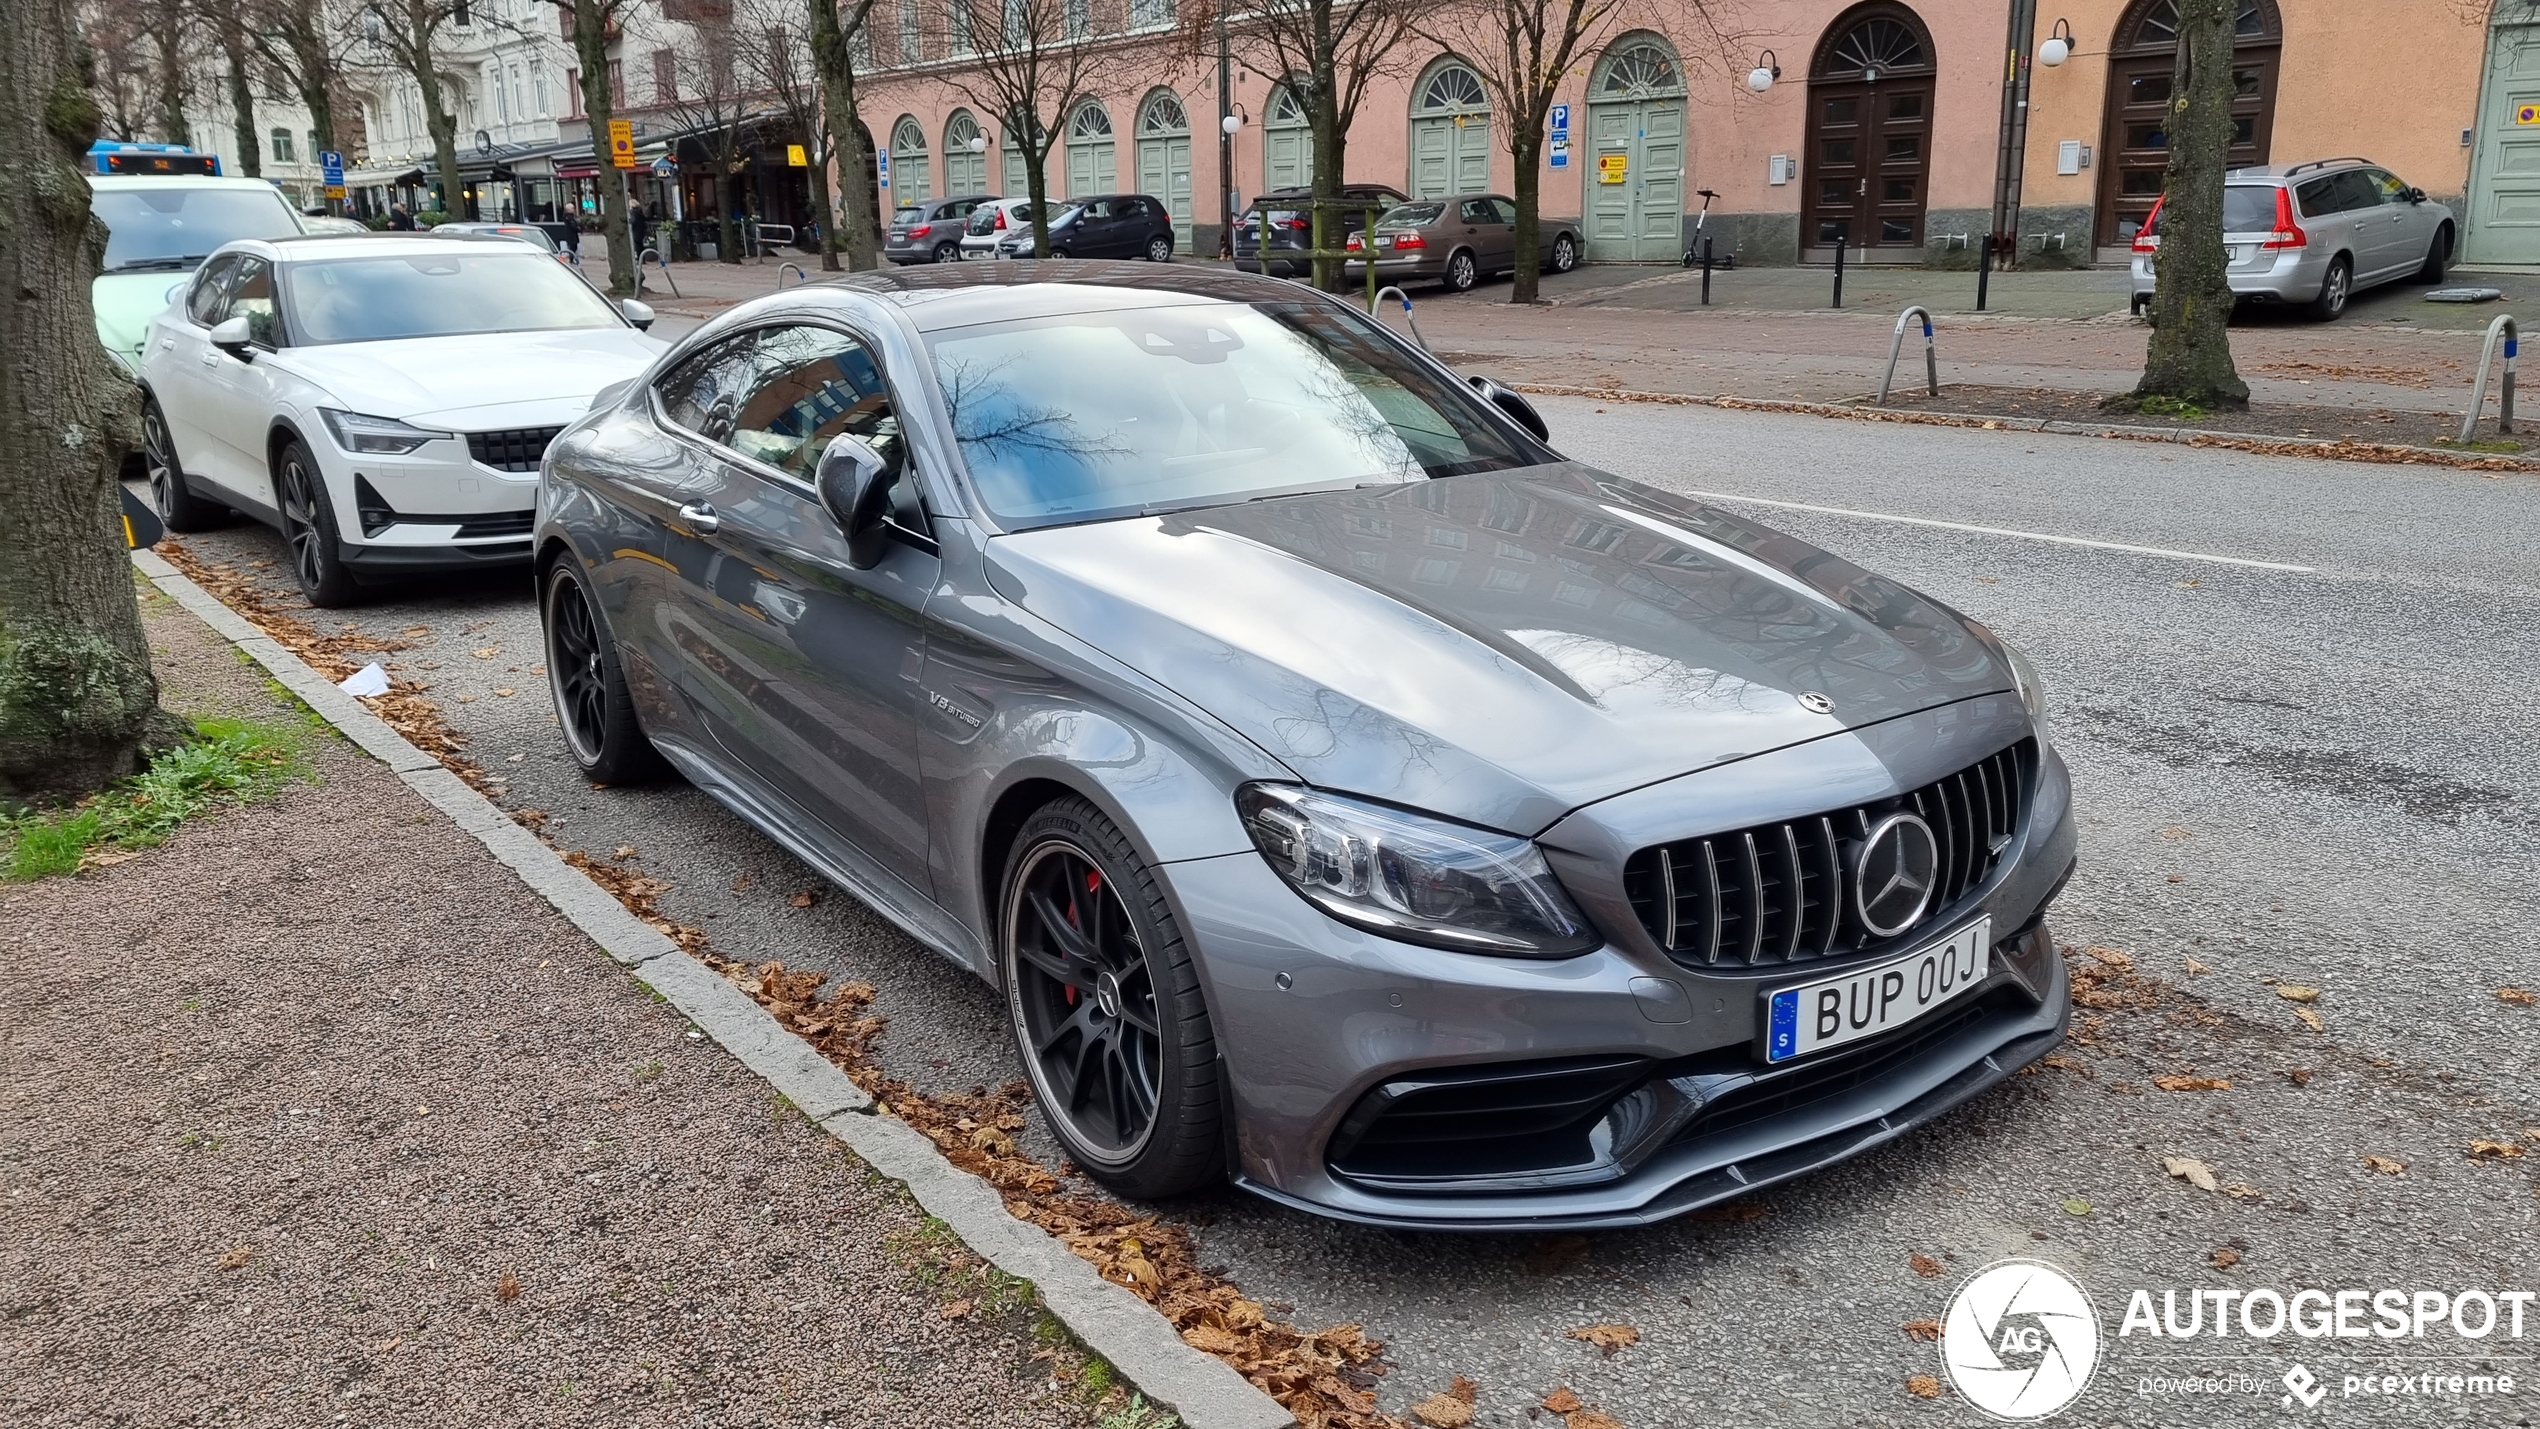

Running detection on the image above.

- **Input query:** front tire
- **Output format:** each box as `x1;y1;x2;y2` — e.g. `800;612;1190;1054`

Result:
1445;249;1479;293
142;396;223;533
2417;225;2451;284
1547;233;1578;274
2306;255;2352;322
275;440;356;607
1145;234;1173;263
1000;797;1221;1200
541;558;667;784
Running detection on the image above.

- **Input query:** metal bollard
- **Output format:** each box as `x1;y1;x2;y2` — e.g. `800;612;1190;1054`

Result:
1372;286;1428;351
1701;237;1714;306
1832;237;1847;309
777;261;807;288
2462;313;2519;442
1976;234;1993;312
1877;305;1940;405
638;247;680;299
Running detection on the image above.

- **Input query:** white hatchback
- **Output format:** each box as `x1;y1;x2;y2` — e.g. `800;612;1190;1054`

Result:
138;233;667;606
959;198;1053;259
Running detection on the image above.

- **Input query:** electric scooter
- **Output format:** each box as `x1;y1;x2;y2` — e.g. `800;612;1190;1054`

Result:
1681;188;1735;269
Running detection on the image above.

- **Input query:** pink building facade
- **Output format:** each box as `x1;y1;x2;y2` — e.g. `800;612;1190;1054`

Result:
855;0;2509;267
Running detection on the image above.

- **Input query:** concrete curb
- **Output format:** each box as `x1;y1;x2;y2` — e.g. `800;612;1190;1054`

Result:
130;548;1294;1429
1511;383;2540;475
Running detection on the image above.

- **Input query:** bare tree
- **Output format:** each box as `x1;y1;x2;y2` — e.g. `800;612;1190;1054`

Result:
2;0;185;799
742;0;842;269
1232;0;1418;288
943;0;1112;257
653;13;755;264
804;0;881;267
214;6;263;177
87;18;157;141
358;0;473;214
140;0;194;144
2115;0;2247;411
251;0;355;205
551;0;644;295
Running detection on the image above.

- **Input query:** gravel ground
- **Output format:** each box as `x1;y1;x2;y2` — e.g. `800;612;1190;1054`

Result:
143;393;2540;1426
0;588;1099;1429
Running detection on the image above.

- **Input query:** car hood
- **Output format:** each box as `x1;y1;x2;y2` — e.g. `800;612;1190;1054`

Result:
94;272;191;364
985;464;2010;834
265;329;667;423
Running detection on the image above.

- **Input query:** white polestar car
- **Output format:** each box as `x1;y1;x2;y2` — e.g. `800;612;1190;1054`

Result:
138;233;667;606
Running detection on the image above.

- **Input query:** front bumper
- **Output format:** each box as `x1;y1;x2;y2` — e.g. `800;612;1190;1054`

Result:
1165;703;2077;1230
311;424;548;574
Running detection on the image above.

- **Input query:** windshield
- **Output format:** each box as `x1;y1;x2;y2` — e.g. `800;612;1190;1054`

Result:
93;185;301;273
1379;203;1445;229
438;224;558;253
927;298;1533;529
282;250;623;344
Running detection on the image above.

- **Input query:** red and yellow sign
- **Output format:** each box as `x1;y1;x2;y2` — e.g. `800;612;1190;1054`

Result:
2516;102;2540;126
608;118;637;169
1597;152;1628;184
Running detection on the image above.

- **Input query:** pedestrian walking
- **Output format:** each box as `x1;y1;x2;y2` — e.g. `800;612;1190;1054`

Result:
387;202;415;232
630;201;653;258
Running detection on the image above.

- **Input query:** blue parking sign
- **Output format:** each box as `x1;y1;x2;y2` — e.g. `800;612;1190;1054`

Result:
1548;105;1570;169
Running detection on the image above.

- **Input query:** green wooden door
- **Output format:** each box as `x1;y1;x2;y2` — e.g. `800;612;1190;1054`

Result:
1139;135;1193;245
1583;41;1687;263
2469;21;2540;263
943;113;987;195
1265;85;1311;191
1410;114;1489;199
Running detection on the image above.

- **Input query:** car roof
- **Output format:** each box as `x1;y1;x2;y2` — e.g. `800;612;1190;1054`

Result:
2226;157;2378;182
231;232;564;262
88;174;295;197
780;261;1344;333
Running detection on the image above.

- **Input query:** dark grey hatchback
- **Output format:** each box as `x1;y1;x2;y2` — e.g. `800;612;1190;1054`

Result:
885;194;996;264
533;263;2075;1229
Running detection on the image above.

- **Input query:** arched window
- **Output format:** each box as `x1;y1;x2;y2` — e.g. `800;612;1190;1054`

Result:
2120;0;2272;45
1594;42;1682;98
1138;90;1187;135
1069;100;1113;139
1415;63;1487;115
943;109;987;194
1065;99;1115;197
1811;10;1932;78
1268;82;1308;127
1409;60;1490;199
893;116;927;153
890;115;931;204
946;109;981;151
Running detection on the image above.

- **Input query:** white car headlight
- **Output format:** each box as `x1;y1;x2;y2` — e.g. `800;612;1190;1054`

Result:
1238;784;1599;957
321;409;450;456
2003;640;2050;734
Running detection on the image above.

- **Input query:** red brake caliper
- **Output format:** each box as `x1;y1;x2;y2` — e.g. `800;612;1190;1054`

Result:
1062;868;1101;1006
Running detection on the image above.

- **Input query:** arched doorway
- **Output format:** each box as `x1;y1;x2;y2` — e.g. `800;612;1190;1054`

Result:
1803;3;1936;258
1003;111;1045;199
1265;81;1311;191
1136;89;1194;247
1584;35;1686;263
943;110;987;195
1410;59;1490;199
2097;0;2282;248
891;116;931;205
1065;99;1116;196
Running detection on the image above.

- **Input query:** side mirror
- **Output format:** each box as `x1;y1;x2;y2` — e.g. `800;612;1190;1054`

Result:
620;298;655;331
208;315;254;359
813;434;895;569
1466;374;1549;442
2403;186;2427;204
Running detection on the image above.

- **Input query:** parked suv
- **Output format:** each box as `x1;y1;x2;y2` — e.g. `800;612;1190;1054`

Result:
993;194;1176;260
2130;158;2455;321
886;194;996;265
1233;183;1407;276
1343;195;1582;292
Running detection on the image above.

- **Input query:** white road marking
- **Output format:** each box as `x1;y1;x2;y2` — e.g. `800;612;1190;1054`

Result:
1680;490;2317;573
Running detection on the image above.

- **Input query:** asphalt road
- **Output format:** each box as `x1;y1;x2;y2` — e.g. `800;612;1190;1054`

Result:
157;396;2539;1427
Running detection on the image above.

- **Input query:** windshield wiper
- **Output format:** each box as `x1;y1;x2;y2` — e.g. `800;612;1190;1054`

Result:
104;255;210;274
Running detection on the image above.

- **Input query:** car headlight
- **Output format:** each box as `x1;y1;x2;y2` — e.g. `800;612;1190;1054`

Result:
321;409;450;456
2003;640;2050;734
1237;784;1599;957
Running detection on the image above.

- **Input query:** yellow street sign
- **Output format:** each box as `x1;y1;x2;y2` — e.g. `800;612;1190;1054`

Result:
2518;102;2540;126
787;143;808;166
1597;152;1628;184
608;118;637;168
322;184;347;199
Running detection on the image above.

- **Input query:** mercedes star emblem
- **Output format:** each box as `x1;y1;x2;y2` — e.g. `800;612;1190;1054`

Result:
1798;691;1835;715
1855;812;1940;937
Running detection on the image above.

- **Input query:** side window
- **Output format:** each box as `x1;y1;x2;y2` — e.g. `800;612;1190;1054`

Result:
724;324;907;496
228;258;281;345
187;256;240;326
2293;176;2339;217
654;331;760;444
2364;168;2407;205
1460;198;1497;225
1490;198;1520;225
1080;200;1113;220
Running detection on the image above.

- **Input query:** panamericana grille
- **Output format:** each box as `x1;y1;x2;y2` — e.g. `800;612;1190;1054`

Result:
1622;739;2035;969
465;425;566;473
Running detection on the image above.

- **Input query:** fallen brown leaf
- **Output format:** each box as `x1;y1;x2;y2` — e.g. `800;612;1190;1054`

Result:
611;845;638;861
1566;1413;1627;1429
2153;1074;2231;1092
469;646;499;658
1906;1374;1942;1399
1909;1253;1943;1278
494;1271;521;1301
787;889;818;908
216;1246;252;1271
492;687;515;697
2183;956;2212;976
2499;987;2537;1006
1902;1319;1941;1341
1410;1375;1479;1427
1565;1323;1639;1357
2469;1140;2526;1161
939;1298;974;1320
2363;1155;2407;1175
2285;1068;2315;1086
1541;1387;1584;1414
2223;1182;2264;1201
2293;1007;2324;1032
2210;1248;2242;1269
2275;985;2321;1003
2163;1156;2219;1192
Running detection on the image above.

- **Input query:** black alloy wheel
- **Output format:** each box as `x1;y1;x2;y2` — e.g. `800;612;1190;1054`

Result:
1549;233;1579;274
1446;249;1479;293
541;558;665;783
275;440;356;607
142;396;222;532
1001;798;1221;1198
1145;234;1173;263
932;240;961;263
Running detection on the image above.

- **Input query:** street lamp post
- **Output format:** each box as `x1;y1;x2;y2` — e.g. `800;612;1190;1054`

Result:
1216;4;1235;259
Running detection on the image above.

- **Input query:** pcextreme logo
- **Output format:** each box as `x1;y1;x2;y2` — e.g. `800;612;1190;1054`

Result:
1940;1258;2104;1421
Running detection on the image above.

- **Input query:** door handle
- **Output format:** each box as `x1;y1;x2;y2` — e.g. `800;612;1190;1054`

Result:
676;502;720;534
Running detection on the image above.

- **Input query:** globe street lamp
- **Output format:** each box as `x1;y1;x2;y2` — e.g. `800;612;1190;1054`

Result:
1746;51;1780;93
2039;18;2074;66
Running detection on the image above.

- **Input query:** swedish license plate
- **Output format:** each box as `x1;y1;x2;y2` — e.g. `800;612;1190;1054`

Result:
1762;917;1991;1064
1375;235;1393;248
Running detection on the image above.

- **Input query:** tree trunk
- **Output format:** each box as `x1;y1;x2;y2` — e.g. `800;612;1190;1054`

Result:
806;0;880;270
152;3;190;146
571;4;638;297
718;124;742;263
1024;129;1050;257
2121;0;2247;410
224;33;262;179
1509;125;1542;305
810;152;840;270
0;0;182;801
1305;48;1346;291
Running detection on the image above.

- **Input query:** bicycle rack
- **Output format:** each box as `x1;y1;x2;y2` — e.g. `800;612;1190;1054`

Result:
777;261;808;288
637;247;680;299
1371;286;1427;351
2461;313;2517;442
1876;305;1940;405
